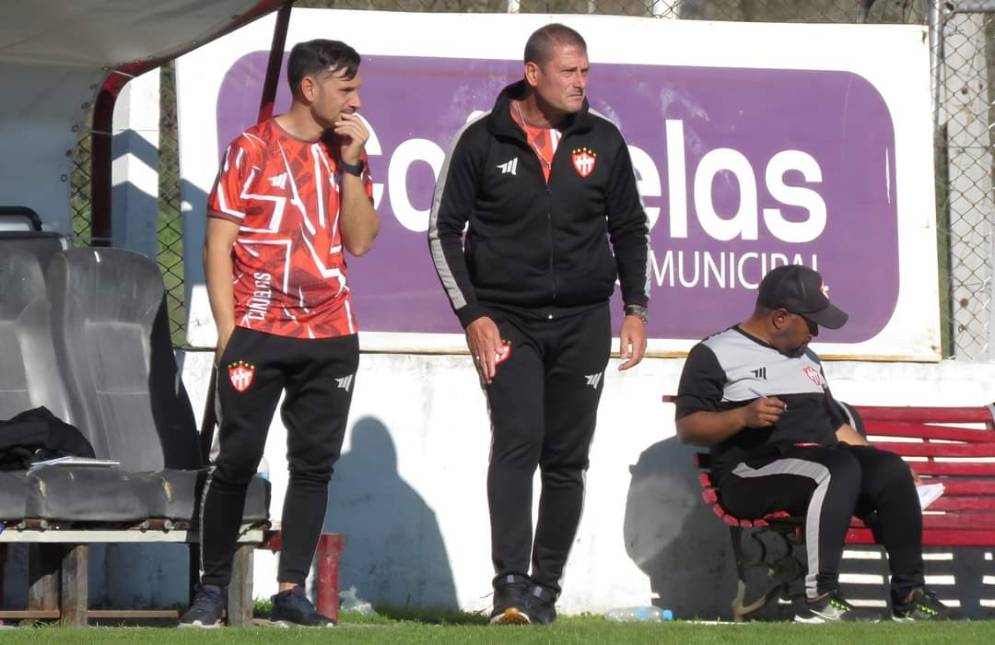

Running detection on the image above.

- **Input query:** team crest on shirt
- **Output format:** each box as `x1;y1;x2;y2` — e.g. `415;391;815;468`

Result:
802;366;824;387
228;361;256;393
571;148;597;178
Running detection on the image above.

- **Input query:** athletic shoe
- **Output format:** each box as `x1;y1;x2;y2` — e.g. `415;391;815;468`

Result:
524;584;558;625
794;591;881;623
892;588;952;621
270;586;335;627
489;574;532;625
178;584;225;628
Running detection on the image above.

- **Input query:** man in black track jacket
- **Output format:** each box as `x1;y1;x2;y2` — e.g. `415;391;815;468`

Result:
428;23;649;626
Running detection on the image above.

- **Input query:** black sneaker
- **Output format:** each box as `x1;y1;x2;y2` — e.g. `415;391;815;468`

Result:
892;588;952;621
524;584;558;625
489;574;532;625
178;584;225;629
794;591;881;623
270;586;335;627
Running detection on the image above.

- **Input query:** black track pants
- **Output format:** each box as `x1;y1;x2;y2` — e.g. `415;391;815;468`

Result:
200;327;358;587
719;443;924;600
485;304;611;593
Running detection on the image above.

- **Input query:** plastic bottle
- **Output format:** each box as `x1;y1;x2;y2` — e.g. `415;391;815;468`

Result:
604;606;674;622
339;586;377;616
256;456;270;481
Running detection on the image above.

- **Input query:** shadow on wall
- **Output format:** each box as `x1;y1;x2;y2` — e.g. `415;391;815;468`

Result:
623;436;738;620
324;416;457;610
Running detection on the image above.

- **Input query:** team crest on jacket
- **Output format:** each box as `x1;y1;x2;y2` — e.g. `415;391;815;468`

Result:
228;361;256;393
802;366;824;387
571;148;597;178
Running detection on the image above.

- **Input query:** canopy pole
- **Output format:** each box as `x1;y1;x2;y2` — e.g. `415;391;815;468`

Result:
258;2;294;123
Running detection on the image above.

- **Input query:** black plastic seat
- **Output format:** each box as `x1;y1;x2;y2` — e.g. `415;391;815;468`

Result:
25;468;162;523
150;469;270;524
0;471;26;521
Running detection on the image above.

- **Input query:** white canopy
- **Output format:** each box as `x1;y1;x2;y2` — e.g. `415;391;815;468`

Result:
0;0;286;233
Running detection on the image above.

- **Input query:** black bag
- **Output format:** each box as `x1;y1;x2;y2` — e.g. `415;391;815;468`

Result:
0;406;95;470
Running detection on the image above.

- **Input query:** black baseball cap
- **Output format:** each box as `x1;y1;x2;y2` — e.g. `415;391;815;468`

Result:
756;265;848;329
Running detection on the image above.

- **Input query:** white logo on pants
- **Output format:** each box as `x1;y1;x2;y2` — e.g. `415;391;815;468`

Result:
584;372;603;389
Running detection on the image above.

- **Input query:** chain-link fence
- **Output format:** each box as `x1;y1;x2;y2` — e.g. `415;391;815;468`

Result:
938;6;995;360
69;0;994;358
158;63;187;347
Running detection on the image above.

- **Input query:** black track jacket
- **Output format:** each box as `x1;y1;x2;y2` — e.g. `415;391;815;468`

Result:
429;80;649;328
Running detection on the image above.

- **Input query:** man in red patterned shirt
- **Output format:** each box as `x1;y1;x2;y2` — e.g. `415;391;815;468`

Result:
180;39;378;629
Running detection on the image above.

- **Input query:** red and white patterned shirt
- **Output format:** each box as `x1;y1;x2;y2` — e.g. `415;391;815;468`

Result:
207;119;372;339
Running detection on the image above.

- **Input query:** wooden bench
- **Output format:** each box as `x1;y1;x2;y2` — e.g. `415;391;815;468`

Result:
665;396;995;620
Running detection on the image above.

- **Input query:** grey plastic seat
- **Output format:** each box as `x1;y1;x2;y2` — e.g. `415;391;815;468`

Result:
0;231;65;268
0;245;162;523
0;247;66;420
0;248;68;521
45;248;269;524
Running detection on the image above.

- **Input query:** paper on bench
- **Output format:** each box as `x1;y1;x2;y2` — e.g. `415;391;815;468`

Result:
27;456;120;472
916;483;944;511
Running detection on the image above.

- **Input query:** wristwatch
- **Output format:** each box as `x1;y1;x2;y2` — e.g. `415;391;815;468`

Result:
339;159;364;177
624;304;649;324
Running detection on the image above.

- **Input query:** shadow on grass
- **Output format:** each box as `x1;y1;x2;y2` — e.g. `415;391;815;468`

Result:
370;605;489;626
255;598;488;626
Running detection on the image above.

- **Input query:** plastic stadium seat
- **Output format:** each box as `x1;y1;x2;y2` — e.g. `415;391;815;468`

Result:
0;246;159;523
0;241;268;525
45;247;269;524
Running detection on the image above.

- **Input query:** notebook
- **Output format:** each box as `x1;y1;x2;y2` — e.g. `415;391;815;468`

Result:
916;483;945;511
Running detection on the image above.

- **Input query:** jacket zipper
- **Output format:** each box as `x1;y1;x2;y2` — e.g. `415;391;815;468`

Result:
546;182;555;302
517;131;562;306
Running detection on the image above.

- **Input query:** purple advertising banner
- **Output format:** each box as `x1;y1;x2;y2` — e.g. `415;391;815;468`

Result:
216;53;897;343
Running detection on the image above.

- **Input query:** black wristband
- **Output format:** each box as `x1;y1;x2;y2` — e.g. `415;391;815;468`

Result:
339;159;364;177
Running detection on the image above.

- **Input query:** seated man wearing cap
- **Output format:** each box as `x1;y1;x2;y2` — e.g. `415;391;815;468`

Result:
674;265;950;623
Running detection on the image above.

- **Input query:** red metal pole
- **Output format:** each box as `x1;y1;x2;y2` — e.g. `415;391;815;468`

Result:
315;533;344;623
90;67;142;245
257;2;293;124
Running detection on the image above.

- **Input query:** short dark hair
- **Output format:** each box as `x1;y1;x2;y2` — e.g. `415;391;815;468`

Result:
287;39;360;95
524;23;587;66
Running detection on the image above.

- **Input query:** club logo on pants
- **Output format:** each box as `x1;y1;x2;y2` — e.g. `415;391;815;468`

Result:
571;148;597;178
228;361;256;393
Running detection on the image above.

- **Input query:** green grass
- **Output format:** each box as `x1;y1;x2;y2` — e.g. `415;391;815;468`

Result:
2;616;994;644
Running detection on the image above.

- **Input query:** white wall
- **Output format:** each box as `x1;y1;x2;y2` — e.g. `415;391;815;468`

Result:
181;350;995;618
